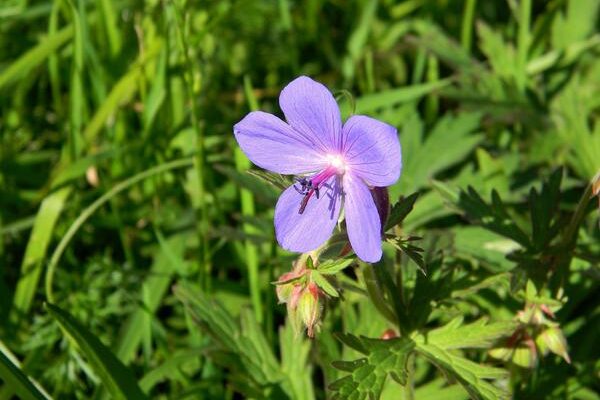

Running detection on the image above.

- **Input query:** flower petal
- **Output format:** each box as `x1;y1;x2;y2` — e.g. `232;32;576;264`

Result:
279;76;343;153
234;111;327;174
275;177;342;253
342;115;402;187
343;173;382;262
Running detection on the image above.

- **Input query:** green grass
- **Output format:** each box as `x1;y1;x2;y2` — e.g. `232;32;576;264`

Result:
1;0;599;399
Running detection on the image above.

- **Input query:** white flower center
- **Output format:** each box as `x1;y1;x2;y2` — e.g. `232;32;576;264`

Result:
327;154;347;174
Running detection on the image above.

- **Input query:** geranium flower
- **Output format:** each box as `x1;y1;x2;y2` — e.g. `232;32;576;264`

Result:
233;76;402;262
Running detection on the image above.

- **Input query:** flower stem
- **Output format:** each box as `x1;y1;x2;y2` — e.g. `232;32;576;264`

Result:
362;264;397;325
400;353;415;400
551;174;597;291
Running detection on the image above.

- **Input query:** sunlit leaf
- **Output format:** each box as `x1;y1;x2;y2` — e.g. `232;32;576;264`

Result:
330;335;415;400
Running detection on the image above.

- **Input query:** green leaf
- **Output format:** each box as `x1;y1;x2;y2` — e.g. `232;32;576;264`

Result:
551;0;600;49
529;168;562;250
395;111;482;196
414;378;470;400
279;322;316;400
385;192;419;231
417;317;518;350
246;169;291;190
340;79;452;116
311;271;339;298
11;187;73;321
335;333;368;355
411;20;475;71
329;335;415;400
413;317;515;400
306;255;315;269
476;22;517;80
452;227;518;272
457;187;531;247
417;343;509;400
174;283;288;398
114;232;187;363
215;164;279;204
0;346;49;400
138;348;207;392
386;237;426;275
318;258;355;275
0;25;74;91
551;79;600;180
45;303;147;399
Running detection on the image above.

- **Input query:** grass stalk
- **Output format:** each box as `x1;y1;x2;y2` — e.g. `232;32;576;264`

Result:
169;1;211;290
517;0;531;92
235;75;263;322
460;0;477;53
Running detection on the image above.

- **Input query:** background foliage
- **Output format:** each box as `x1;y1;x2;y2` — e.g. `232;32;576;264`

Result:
1;0;599;399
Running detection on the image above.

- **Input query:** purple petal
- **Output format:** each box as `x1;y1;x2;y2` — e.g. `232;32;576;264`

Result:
275;177;342;253
234;111;327;174
342;115;402;187
343;173;382;262
279;76;343;153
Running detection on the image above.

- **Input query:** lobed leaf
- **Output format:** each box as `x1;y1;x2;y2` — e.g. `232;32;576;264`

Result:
318;258;355;275
417;317;518;350
329;335;415;400
417;343;509;400
385;192;419;231
174;283;295;398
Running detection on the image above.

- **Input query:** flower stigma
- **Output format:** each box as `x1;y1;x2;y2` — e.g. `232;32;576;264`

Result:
295;154;347;215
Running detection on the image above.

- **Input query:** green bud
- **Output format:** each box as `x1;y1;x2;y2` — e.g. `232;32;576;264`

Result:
511;344;538;369
537;326;571;364
489;330;538;368
297;282;322;337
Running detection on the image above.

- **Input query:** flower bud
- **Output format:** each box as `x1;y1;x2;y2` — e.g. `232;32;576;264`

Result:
381;329;397;340
276;271;300;304
489;332;538;369
537;326;571;364
370;187;390;233
297;282;322;337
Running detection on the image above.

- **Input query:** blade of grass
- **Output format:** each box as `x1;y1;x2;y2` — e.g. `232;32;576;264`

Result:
0;343;50;400
341;79;451;115
0;25;73;91
45;303;148;399
97;0;121;57
83;38;162;144
516;0;531;92
460;0;477;52
168;1;211;291
67;0;85;158
236;75;263;323
114;231;186;363
343;0;378;81
47;0;63;115
11;186;73;324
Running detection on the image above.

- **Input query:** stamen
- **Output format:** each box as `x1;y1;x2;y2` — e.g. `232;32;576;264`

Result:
294;156;347;214
298;192;311;214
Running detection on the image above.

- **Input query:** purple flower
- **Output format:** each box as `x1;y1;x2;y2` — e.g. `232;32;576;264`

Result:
233;76;402;262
